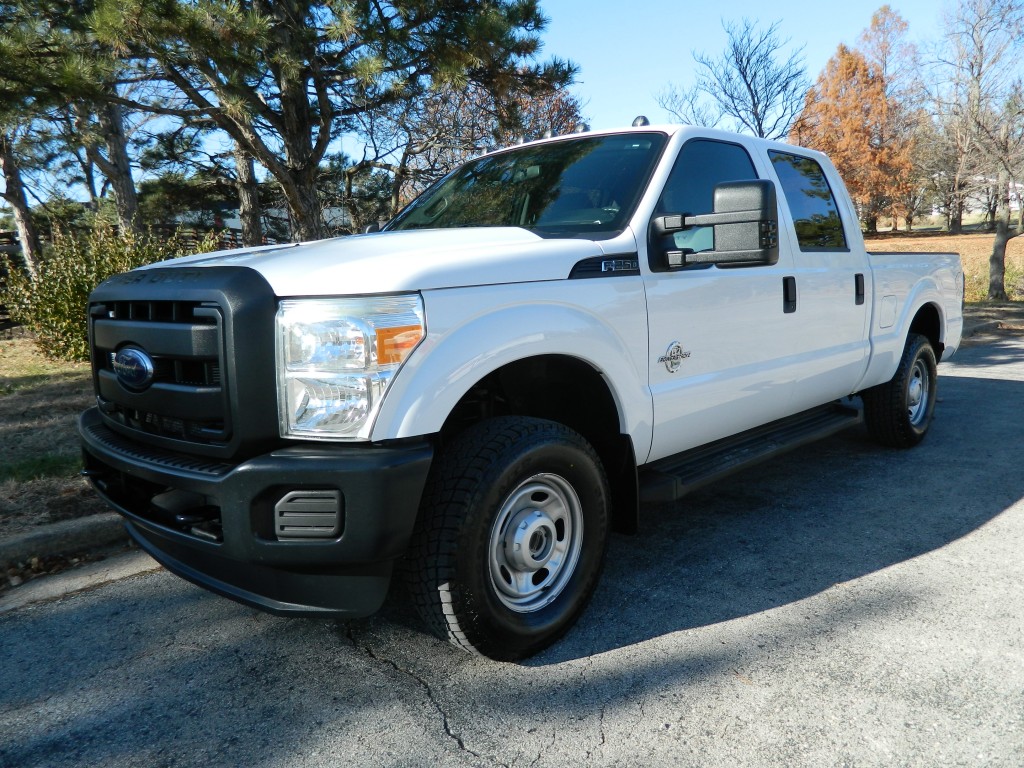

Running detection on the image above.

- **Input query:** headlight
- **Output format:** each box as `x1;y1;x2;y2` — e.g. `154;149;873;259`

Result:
276;295;425;439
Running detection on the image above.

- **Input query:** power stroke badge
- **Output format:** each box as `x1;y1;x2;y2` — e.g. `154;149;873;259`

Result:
658;341;691;373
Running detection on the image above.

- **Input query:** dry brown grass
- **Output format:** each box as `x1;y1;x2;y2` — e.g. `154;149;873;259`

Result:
866;231;1024;302
0;477;108;538
0;336;106;538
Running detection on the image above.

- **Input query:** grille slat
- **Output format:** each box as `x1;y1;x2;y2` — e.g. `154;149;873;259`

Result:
93;319;219;358
108;300;214;325
90;300;230;446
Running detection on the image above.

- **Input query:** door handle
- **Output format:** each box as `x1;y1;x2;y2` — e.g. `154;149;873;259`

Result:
783;276;797;314
855;273;865;305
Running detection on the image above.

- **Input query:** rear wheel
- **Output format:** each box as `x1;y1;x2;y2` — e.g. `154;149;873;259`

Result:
863;333;938;448
404;416;609;660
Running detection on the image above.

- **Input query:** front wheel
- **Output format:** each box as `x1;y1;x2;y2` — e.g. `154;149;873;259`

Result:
404;417;610;661
863;333;938;448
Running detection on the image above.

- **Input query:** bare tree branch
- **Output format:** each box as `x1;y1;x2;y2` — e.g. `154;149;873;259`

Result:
661;19;808;140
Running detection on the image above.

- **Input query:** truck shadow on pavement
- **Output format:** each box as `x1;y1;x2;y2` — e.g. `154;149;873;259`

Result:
529;346;1024;664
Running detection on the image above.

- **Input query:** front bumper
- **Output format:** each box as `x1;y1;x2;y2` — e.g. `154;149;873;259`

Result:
79;407;433;617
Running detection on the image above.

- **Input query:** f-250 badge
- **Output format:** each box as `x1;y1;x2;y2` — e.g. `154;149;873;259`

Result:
658;341;691;373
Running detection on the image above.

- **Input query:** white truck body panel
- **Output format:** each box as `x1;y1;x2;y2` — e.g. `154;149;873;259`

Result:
373;275;655;456
135;124;964;461
79;123;967;648
142;227;610;295
642;257;807;461
861;250;964;386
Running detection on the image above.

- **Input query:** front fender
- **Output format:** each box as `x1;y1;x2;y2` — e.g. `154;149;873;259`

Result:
370;279;654;461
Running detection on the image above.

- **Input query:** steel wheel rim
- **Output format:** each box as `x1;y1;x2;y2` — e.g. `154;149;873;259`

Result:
907;358;931;427
488;473;584;613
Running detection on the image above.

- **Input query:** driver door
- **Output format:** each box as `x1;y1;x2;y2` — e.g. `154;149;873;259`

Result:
644;138;798;462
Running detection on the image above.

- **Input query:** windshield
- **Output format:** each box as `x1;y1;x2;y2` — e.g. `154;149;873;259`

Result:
387;132;668;238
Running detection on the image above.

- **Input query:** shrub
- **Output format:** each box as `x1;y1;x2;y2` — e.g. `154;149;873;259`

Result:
1;223;219;362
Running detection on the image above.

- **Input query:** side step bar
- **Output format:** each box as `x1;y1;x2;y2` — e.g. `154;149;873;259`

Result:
639;403;862;504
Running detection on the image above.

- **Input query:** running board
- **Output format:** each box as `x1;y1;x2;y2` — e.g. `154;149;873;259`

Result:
639;403;862;504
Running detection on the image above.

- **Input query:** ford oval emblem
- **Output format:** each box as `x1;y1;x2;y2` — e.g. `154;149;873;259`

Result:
112;346;155;391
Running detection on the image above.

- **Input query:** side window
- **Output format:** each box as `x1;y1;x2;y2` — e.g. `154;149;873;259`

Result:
768;151;848;250
657;139;758;254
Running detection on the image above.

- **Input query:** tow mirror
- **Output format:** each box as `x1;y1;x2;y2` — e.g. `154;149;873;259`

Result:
651;179;779;268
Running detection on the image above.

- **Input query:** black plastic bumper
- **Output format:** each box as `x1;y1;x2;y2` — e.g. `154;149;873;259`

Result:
79;407;434;618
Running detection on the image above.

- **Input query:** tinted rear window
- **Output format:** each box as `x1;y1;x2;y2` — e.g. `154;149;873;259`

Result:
769;151;847;250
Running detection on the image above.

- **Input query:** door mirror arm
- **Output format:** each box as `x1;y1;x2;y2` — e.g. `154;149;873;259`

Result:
650;180;780;270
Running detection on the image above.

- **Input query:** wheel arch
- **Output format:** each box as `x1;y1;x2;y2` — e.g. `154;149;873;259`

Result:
438;355;640;534
371;295;651;533
858;293;950;393
908;301;944;360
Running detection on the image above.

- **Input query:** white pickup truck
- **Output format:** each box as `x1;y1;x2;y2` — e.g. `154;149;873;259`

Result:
80;124;963;660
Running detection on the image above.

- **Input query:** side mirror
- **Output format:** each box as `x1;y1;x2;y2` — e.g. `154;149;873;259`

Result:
363;222;382;234
651;179;780;268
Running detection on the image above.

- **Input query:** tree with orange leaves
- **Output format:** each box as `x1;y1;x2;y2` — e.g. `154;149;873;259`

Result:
790;38;916;232
858;6;925;230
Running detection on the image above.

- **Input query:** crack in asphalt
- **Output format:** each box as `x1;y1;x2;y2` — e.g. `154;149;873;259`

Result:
578;654;606;759
528;729;557;767
344;625;510;768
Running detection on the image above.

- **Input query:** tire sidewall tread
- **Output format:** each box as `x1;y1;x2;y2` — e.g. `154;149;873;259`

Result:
404;416;610;661
863;333;938;448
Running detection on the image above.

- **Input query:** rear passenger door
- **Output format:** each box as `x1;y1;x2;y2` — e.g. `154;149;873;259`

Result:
767;151;872;410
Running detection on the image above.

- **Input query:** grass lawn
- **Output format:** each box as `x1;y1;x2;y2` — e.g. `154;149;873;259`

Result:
866;231;1024;302
0;333;107;539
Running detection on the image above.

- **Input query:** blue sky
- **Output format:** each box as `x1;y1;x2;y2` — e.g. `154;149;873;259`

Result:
537;0;948;131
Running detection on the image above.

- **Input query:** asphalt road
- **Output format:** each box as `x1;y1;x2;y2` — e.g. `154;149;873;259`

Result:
2;336;1023;768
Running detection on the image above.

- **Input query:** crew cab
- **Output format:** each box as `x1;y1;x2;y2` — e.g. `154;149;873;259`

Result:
80;125;964;660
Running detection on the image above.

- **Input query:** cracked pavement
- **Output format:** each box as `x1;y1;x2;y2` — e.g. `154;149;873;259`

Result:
2;336;1024;767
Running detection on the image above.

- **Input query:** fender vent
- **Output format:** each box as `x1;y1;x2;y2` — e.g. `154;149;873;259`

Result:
274;490;343;539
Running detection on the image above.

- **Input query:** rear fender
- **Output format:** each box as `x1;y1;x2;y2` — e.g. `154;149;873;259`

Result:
859;269;961;390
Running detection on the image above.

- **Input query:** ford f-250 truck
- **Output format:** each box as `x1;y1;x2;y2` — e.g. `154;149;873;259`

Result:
79;124;964;660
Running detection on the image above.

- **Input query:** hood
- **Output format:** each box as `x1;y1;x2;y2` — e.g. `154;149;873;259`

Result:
140;228;617;296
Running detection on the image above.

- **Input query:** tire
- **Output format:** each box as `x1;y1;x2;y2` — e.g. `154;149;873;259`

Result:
863;333;938;448
404;416;610;661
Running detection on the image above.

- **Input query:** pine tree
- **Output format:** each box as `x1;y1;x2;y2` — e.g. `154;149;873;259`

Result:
0;0;141;238
93;1;574;242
